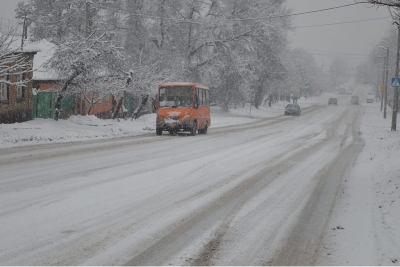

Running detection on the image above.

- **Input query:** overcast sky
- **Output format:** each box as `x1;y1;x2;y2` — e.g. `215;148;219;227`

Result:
0;0;19;25
286;0;393;69
0;0;395;69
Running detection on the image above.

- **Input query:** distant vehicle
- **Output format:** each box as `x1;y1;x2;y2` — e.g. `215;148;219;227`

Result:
339;88;346;94
328;98;338;105
156;82;210;136
351;95;359;105
367;92;374;103
284;103;301;116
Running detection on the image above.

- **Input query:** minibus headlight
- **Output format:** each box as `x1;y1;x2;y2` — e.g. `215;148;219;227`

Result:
183;114;190;120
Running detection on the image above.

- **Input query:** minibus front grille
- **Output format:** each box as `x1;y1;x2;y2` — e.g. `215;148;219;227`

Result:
166;116;180;120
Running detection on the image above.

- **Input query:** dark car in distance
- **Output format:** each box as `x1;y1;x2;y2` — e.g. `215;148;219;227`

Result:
351;95;359;105
284;104;301;116
328;98;338;105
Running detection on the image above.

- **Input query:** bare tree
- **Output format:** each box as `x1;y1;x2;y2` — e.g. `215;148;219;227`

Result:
356;0;400;8
358;0;400;130
0;24;33;92
358;0;400;131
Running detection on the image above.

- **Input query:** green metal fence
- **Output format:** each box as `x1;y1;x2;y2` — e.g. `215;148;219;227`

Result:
33;91;75;119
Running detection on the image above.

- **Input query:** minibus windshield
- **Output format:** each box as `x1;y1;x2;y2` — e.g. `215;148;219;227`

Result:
159;86;193;108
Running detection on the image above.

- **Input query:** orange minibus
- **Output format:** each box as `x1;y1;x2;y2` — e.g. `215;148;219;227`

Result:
156;82;211;136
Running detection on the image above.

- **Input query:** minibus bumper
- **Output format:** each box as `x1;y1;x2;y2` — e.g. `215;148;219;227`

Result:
157;121;195;132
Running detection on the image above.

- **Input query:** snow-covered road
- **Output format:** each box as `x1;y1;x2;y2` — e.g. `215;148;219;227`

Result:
0;94;368;265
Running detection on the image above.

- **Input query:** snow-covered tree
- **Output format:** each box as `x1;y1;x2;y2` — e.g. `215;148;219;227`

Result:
275;48;327;106
147;0;292;109
47;31;125;120
17;0;105;43
329;57;350;87
16;0;295;117
357;28;398;102
15;1;34;43
0;24;32;93
356;47;383;93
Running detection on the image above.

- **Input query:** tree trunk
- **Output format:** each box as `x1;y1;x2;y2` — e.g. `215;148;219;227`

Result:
254;85;264;109
54;69;82;120
263;95;269;106
110;96;116;118
82;94;87;116
132;94;149;119
268;94;272;107
112;93;125;120
87;103;93;115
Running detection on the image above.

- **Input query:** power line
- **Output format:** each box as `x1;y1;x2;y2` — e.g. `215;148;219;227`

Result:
216;3;362;21
0;16;20;28
309;53;368;60
3;2;364;30
0;16;19;24
91;2;360;22
295;49;370;60
305;49;369;56
294;16;391;29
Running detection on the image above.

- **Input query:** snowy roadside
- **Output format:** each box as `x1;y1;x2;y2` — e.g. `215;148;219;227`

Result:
317;101;400;266
0;97;318;149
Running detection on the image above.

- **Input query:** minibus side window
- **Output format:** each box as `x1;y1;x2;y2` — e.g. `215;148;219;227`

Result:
159;88;166;107
199;88;204;106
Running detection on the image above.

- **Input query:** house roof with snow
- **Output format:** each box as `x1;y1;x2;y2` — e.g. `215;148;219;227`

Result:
26;39;60;81
1;33;60;81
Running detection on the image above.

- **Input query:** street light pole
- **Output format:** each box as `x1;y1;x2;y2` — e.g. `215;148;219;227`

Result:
392;25;400;131
385;47;389;119
379;56;386;111
380;46;389;119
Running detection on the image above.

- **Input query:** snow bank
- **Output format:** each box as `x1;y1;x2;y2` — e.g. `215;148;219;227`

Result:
0;97;317;149
317;101;400;266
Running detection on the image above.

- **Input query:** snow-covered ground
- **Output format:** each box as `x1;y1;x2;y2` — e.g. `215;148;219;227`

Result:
1;93;399;265
0;97;315;149
317;99;400;266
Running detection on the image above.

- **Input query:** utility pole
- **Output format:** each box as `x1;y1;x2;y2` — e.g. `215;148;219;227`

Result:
379;56;386;111
82;0;89;116
385;47;389;119
392;24;400;131
20;15;28;49
85;1;89;39
381;46;389;119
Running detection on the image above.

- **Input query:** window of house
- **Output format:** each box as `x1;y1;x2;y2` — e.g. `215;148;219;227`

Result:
17;68;25;98
1;74;9;101
106;94;110;104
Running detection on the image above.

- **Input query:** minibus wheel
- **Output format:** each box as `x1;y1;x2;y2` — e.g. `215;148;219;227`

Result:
156;128;162;135
199;123;208;134
190;122;197;136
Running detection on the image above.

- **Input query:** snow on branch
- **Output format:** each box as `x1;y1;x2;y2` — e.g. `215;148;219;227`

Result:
0;24;33;87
